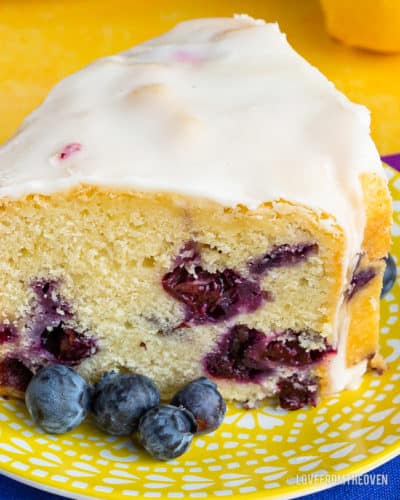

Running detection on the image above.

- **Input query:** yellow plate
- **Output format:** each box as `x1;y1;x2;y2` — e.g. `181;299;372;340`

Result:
0;1;400;499
0;165;399;500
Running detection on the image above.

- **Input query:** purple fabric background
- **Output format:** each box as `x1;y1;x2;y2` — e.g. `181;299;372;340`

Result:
382;154;400;172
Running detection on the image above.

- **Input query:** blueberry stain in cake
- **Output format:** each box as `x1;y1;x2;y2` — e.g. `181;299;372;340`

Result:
262;330;334;367
249;242;318;276
41;324;97;364
162;245;265;325
30;279;73;332
0;280;98;382
162;241;320;324
174;240;201;267
28;279;98;363
277;373;318;410
204;325;333;383
345;266;376;301
0;358;34;392
163;267;264;325
204;325;272;382
0;324;17;344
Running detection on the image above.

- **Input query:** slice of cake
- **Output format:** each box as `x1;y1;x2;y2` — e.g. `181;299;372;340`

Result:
0;15;391;409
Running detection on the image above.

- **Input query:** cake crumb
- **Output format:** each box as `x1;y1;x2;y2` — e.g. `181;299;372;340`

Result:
243;399;263;410
369;352;387;375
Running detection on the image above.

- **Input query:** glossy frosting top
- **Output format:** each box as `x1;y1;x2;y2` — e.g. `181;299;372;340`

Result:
0;15;383;241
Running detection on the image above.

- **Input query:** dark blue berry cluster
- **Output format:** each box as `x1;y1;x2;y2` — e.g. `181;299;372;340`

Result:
24;366;226;461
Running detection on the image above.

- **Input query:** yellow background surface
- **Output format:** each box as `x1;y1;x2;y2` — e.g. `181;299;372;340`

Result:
0;0;400;154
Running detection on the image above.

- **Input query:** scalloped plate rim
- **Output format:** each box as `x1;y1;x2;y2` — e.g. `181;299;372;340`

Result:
1;442;400;500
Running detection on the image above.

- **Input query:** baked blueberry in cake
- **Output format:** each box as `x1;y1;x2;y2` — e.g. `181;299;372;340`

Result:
0;15;392;408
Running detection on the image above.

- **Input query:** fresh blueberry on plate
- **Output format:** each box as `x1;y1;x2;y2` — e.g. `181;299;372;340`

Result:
25;364;93;434
138;404;197;460
171;377;226;434
92;371;160;436
381;254;397;298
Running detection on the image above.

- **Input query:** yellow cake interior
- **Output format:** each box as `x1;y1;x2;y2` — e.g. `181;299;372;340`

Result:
0;183;389;407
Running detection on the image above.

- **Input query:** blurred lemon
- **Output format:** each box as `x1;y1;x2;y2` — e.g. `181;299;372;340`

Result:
321;0;400;52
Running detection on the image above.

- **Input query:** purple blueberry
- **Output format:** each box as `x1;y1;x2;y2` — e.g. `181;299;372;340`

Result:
171;377;226;434
25;365;93;434
138;405;197;461
92;372;160;436
381;254;396;298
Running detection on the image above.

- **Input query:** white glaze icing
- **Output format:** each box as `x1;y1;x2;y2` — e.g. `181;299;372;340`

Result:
0;16;383;229
0;15;385;387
